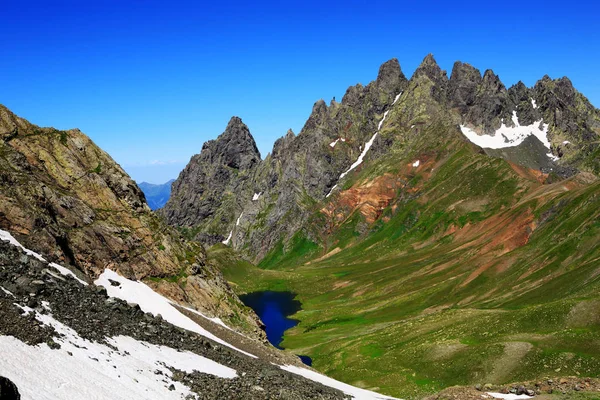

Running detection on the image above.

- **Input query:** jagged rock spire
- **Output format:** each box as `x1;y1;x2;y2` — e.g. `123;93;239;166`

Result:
202;116;261;170
375;58;407;92
448;61;482;110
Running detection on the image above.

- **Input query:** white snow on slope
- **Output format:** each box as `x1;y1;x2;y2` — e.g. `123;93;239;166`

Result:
377;110;390;131
280;365;398;400
330;139;340;148
0;307;235;400
460;111;550;151
392;92;402;105
180;304;232;331
412;160;420;168
531;99;538;109
563;140;570;145
223;212;244;245
1;286;15;297
222;230;233;245
486;392;533;400
252;192;262;201
0;229;87;285
95;269;256;358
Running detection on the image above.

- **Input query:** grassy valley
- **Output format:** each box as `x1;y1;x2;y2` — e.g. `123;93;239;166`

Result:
210;125;600;399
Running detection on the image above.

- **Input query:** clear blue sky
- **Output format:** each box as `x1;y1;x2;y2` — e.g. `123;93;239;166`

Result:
1;0;598;183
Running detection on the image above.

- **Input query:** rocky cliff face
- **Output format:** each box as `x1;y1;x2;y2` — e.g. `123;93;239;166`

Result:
162;54;600;263
160;116;261;246
162;58;409;261
0;105;261;335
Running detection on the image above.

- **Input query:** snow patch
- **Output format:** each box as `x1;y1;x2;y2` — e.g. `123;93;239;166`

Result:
378;110;390;130
330;138;347;148
531;99;538;109
223;212;244;245
0;309;236;400
95;269;256;358
180;305;233;331
222;230;233;245
563;140;570;145
412;160;420;167
546;152;560;161
280;364;398;400
486;393;533;400
460;111;550;150
392;92;403;105
0;229;87;285
1;286;15;297
252;192;261;201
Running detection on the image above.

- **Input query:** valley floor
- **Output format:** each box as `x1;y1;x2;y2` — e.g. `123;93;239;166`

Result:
210;242;600;400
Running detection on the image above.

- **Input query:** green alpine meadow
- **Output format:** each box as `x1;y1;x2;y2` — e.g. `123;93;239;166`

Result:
164;55;600;399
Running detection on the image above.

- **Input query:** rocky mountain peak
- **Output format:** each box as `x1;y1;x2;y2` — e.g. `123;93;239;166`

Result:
414;54;447;81
448;62;482;109
375;58;407;91
508;81;533;106
272;129;296;158
204;116;261;170
481;69;506;92
412;54;448;103
302;99;330;132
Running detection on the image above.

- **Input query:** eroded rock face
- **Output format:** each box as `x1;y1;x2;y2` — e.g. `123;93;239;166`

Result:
0;105;260;335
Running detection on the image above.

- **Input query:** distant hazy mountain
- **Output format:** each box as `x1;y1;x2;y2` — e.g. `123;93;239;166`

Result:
138;179;175;210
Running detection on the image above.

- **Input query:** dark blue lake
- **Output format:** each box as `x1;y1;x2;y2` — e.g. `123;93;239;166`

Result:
240;291;312;366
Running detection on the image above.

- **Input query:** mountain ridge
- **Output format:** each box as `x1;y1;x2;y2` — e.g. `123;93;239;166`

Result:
162;54;599;262
158;55;600;398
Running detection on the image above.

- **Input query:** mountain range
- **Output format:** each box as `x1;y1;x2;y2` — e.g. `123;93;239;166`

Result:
160;55;600;398
0;54;599;399
139;179;175;210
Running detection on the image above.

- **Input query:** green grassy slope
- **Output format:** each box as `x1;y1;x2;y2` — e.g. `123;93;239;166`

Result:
211;123;600;399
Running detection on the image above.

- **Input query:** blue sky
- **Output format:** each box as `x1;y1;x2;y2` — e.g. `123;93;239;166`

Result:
1;0;598;183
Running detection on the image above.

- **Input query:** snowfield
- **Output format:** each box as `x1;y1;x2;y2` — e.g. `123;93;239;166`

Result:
0;306;236;400
460;111;551;150
95;269;256;358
